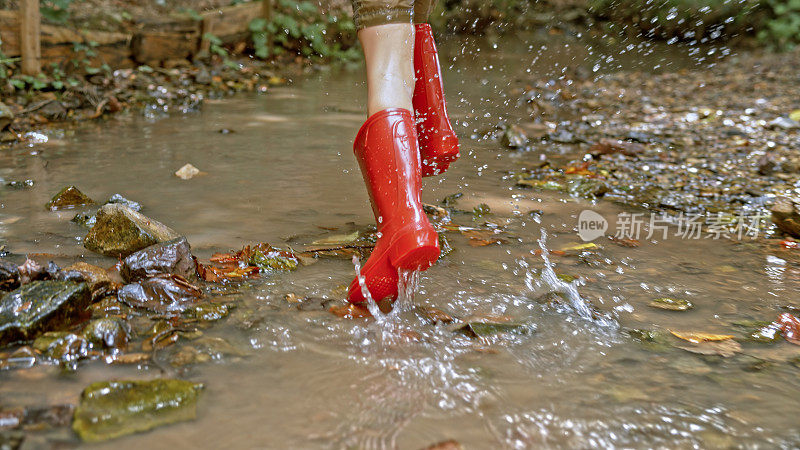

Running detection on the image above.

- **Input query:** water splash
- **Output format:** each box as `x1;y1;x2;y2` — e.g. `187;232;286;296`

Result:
526;229;613;326
351;256;420;326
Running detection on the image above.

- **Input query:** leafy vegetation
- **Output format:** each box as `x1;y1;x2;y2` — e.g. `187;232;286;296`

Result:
248;0;358;61
587;0;800;50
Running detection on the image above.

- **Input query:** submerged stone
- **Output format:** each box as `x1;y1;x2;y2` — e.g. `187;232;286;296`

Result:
72;379;203;442
121;237;195;282
182;302;230;322
45;186;94;211
0;281;91;345
106;194;142;212
84;204;180;257
454;321;533;338
32;331;89;363
81;318;129;350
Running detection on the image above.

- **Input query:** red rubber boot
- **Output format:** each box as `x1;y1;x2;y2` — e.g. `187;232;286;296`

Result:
347;108;440;304
413;23;460;177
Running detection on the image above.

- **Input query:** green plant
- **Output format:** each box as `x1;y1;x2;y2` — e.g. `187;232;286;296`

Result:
758;0;800;49
40;0;72;24
248;0;358;61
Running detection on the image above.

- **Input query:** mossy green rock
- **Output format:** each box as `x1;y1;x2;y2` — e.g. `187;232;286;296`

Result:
45;186;95;211
0;281;91;345
84;204;180;257
72;379;204;442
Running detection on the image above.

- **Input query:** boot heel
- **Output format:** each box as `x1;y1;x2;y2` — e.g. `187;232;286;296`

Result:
389;229;440;271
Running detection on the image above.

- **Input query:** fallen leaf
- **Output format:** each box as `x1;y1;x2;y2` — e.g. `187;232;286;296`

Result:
175;163;202;180
676;340;741;357
790;109;800;122
775;312;800;345
564;161;596;176
608;236;640;247
589;138;645;157
311;231;359;246
650;297;693;311
561;242;599;252
670;330;734;344
329;303;372;319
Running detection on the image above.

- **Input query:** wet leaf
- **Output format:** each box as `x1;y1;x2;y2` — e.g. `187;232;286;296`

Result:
472;203;491;218
649;297;694;311
461;230;506;247
775;312;800;345
329;303;372;319
419;307;456;325
608;236;640;247
790;110;800;122
676;340;741;357
589;138;645;157
311;231;359;246
516;178;565;191
17;258;45;285
670;330;734;344
118;274;203;313
561;242;598;252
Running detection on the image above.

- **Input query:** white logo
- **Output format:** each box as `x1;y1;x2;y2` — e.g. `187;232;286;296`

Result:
577;210;608;241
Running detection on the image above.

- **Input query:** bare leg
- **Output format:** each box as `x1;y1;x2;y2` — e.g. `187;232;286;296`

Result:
358;23;415;115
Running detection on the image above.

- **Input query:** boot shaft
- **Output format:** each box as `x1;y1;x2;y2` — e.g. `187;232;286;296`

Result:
353;108;426;231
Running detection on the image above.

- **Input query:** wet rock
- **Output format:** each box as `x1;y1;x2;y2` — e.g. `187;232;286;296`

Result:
84;204;180;257
182;302;230;322
32;332;89;363
453;321;533;338
81;318;129;350
106;194;142;212
0;281;91;345
72;379;204;442
0;346;36;370
121;237;195;282
548;129;580;144
45;186;95;211
0;260;19;291
767;117;800;130
770;197;800;238
117;275;202;314
0;102;13;130
58;262;111;294
757;154;778;175
71;212;97;228
174;163;201;180
501;124;528;148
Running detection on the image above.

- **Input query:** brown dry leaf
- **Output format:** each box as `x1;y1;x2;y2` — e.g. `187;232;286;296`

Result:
420;307;455;325
462;230;506;247
589;138;645;157
776;312;800;345
608;236;640;247
285;293;303;304
329;303;372;319
676;340;741;357
670;330;735;344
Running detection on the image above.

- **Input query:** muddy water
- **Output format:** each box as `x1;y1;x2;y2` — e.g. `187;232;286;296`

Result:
2;32;799;448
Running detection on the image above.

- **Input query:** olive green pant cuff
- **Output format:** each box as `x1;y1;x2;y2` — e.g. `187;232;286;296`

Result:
353;8;414;30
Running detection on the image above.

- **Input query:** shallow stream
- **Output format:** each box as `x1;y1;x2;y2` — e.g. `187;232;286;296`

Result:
1;31;799;448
